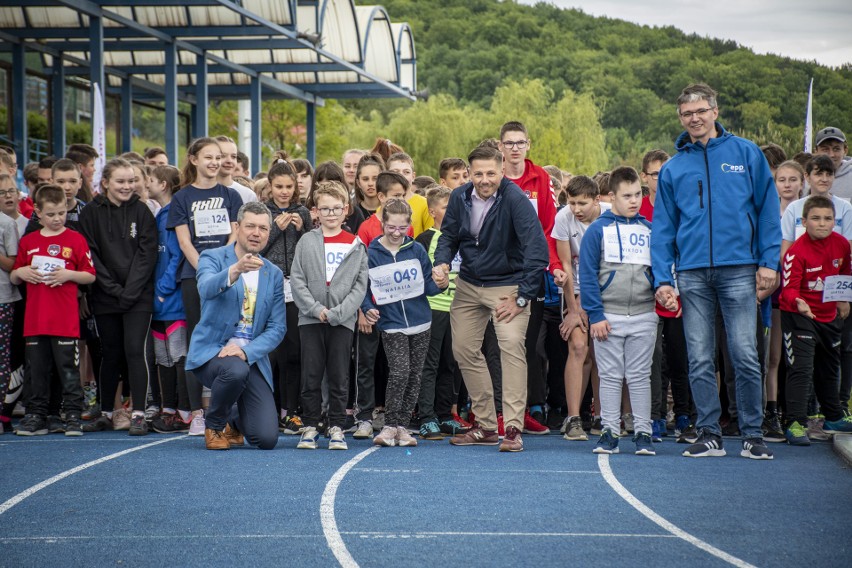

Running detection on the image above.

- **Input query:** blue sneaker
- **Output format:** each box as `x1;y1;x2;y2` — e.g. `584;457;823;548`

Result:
593;429;619;454
785;421;810;446
656;418;668;437
634;432;656;455
674;415;690;437
419;420;443;440
651;420;663;443
823;415;852;433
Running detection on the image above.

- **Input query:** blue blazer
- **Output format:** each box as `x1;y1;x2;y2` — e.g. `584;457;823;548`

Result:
185;244;286;389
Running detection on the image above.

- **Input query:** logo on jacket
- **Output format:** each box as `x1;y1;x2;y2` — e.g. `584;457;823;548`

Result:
721;163;745;173
61;247;72;259
191;197;224;211
130;222;137;239
834;258;842;268
47;244;60;257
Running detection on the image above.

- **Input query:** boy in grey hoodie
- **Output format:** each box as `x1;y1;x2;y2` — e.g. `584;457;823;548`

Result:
290;182;368;450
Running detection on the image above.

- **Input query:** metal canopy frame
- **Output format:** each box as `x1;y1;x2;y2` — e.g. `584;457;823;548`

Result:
0;0;417;167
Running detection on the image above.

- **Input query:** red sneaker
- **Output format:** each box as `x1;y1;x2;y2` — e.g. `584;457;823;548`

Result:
523;410;550;435
497;413;505;437
499;425;524;452
452;412;473;430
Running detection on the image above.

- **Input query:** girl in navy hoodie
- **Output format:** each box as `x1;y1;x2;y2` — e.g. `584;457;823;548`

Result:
362;199;445;447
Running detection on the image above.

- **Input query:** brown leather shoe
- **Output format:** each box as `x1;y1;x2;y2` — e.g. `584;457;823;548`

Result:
224;423;244;447
499;425;524;452
449;426;499;446
205;428;230;450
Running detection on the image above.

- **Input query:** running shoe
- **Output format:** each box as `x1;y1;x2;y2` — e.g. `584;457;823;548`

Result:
806;416;830;440
129;415;149;436
721;419;740;437
633;432;656;456
656;418;669;438
83;414;114;432
499;426;524;452
741;437;773;460
372;409;386;432
82;403;101;421
762;411;786;443
297;427;319;449
449;426;499;446
523;410;550;435
396;426;418;447
785;421;810;446
353;420;374;439
452;412;473;430
16;414;48;436
823;415;852;433
622;413;635;434
144;406;160;422
593;429;619;454
682;428;725;458
373;425;397;447
280;415;306;435
563;416;588;441
47;415;65;434
590;417;603;436
677;422;699;444
419;420;442;440
651;419;663;443
188;411;206;436
151;413;190;433
65;413;83;437
438;418;468;436
546;409;565;431
328;426;348;450
112;409;132;431
674;415;690;438
530;409;547;429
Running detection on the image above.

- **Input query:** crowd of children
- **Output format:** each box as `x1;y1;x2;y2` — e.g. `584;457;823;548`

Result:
1;122;852;455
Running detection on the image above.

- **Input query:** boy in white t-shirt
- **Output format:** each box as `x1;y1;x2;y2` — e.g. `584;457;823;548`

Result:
551;175;610;441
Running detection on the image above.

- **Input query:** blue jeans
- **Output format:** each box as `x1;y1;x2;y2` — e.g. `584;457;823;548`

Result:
678;265;763;438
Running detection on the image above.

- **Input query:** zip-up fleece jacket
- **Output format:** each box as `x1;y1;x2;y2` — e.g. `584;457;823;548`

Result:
261;201;311;277
651;123;781;288
579;210;655;325
433;177;549;301
830;157;852;201
290;229;368;331
361;236;442;332
153;203;185;321
79;193;158;314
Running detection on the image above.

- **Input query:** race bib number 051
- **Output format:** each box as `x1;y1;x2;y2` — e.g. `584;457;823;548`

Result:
823;275;852;302
369;259;424;305
603;224;651;266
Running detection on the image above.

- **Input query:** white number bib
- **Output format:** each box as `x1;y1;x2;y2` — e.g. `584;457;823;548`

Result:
603;224;651;266
823;275;852;302
283;277;293;303
369;259;424;305
325;242;354;282
194;208;231;237
31;255;65;276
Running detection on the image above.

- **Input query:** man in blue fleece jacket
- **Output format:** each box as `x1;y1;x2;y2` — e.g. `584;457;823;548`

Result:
651;83;781;461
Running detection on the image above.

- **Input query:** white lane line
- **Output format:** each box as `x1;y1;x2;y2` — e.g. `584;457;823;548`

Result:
320;446;378;568
598;455;758;568
353;468;598;474
346;531;677;538
0;436;185;516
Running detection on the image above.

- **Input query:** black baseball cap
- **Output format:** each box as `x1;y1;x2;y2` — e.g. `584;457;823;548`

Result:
815;127;847;146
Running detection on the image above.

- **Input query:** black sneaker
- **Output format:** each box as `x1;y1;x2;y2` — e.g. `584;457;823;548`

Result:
16;414;48;436
128;415;149;436
721;420;740;437
65;413;83;437
47;415;65;434
530;409;547;430
741;437;773;460
682;428;726;458
546;409;565;431
677;423;699;444
762;411;786;443
83;414;114;432
590;417;603;436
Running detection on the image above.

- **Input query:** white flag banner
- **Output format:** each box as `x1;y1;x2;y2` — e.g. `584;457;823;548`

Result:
91;82;106;193
803;77;814;153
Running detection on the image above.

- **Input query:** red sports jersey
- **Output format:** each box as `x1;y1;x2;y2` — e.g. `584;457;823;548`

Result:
780;231;852;323
357;212;413;249
13;228;96;337
508;159;560;274
639;195;654;222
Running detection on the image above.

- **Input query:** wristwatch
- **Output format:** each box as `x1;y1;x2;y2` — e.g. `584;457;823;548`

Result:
516;296;528;308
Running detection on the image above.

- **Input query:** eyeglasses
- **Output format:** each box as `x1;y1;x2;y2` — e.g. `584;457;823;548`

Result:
384;225;409;234
501;140;528;150
679;107;715;120
643;171;660;180
318;206;345;216
0;189;17;197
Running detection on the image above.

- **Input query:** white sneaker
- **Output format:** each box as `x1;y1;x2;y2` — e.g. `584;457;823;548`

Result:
328;426;348;450
188;411;206;436
396;426;418;447
353;420;373;439
373;425;397;447
297;426;319;449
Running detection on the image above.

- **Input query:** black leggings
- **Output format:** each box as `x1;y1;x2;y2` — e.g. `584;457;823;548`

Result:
96;312;151;413
181;279;204;411
271;302;302;413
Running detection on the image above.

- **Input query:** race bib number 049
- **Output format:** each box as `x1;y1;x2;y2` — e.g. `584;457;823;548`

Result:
369;259;424;305
603;224;651;266
822;275;852;302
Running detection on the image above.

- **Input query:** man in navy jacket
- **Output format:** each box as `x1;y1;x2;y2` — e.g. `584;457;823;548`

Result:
651;83;781;460
434;145;548;452
186;201;286;450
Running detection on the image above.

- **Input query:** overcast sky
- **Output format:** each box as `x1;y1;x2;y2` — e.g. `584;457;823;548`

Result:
519;0;851;68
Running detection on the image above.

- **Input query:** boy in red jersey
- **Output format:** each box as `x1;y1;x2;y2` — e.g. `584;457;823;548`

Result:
780;195;852;444
11;185;96;436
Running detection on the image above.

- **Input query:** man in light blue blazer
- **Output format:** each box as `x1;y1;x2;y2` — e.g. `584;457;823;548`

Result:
186;202;286;450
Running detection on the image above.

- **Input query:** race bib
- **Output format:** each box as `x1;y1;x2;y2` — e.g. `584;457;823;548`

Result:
823;275;852;302
31;255;65;276
325;242;354;282
369;259;424;305
194;208;231;237
603;224;650;266
283;277;293;303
